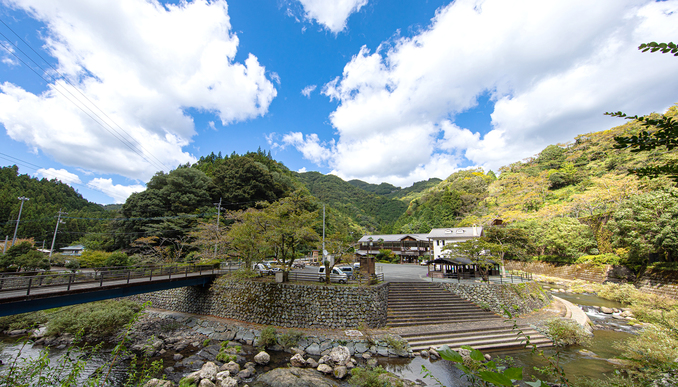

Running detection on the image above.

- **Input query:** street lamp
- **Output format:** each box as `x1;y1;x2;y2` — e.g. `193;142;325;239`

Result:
11;196;29;245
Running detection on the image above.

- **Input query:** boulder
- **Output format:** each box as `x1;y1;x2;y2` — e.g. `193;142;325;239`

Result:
420;350;429;358
366;358;378;368
333;366;348;379
305;358;318;368
290;354;306;367
143;379;173;387
238;368;252;378
215;371;238;387
600;307;614;314
254;351;271;365
199;380;215;387
329;346;351;366
317;364;333;374
256;367;336;387
219;361;240;375
199;362;219;381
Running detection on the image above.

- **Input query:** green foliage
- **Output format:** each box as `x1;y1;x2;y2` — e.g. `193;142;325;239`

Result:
537;145;566;170
639;41;678;56
435;345;526;387
0;166;110;251
608;188;678;264
383;334;406;353
17;250;51;271
443;237;504;281
0;311;47;332
574;253;621;267
541;318;592;347
178;376;198;387
78;250;109;268
65;259;80;272
616;324;678;370
349;366;390;387
105;251;130;267
256;326;278;348
536;218;597;260
45;300;143;340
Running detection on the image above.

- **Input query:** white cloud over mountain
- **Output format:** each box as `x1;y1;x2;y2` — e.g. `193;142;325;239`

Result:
87;178;145;204
286;0;678;186
295;0;368;33
0;0;276;185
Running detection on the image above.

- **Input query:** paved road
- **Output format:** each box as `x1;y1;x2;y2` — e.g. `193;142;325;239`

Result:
376;263;429;282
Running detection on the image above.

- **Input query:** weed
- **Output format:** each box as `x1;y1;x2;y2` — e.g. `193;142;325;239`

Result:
278;330;304;349
383;334;406;353
202;338;211;347
257;326;278;348
178;376;198;387
541;318;592;347
349;366;390;387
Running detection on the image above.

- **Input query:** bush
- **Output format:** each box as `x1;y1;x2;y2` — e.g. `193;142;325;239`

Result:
256;326;277;348
46;300;143;340
278;330;304;349
0;311;47;332
65;259;80;272
105;251;129;267
617;324;678;369
541;318;591;347
231;268;259;280
575;253;622;267
349;366;390;387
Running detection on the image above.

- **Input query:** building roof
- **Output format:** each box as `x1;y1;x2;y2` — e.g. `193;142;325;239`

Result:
430;257;497;265
427;227;483;239
60;244;85;250
358;234;429;243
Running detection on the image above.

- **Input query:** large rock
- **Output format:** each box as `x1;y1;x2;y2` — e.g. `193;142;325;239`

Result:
254;351;271;365
333;365;348;379
290;354;306;367
329;346;351;366
199;380;215;387
219;361;240;375
143;379;173;387
199;362;219;381
256;367;336;387
305;358;318;368
215;371;238;387
600;307;614;314
317;364;333;374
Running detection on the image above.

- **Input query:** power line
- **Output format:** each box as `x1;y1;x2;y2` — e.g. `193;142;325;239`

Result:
0;21;168;172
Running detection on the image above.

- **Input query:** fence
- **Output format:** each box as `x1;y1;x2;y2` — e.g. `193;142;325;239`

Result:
0;264;228;297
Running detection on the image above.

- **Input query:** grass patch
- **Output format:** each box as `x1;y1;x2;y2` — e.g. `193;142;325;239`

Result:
46;300;143;340
278;330;304;349
541;318;592;347
0;311;47;332
349;366;394;387
256;326;278;348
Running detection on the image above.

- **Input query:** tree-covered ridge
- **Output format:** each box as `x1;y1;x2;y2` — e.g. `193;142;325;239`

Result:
347;177;442;202
390;169;496;233
0;165;109;249
293;171;408;232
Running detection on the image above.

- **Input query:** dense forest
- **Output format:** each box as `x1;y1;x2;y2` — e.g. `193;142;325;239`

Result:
2;105;677;269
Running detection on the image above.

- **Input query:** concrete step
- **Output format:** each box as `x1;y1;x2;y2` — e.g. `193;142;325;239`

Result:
409;336;553;352
386;316;500;327
387;311;497;319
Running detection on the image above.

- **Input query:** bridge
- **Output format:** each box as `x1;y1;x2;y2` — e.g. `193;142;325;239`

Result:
0;264;235;317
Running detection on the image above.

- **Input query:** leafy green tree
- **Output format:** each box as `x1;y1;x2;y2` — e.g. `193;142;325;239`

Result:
79;250;109;268
443;238;505;281
608;188;678;264
105;251;129;267
607;42;678;182
537;217;597;261
17;250;50;271
537;145;566;170
483;226;532;262
322;232;354;284
225;208;273;269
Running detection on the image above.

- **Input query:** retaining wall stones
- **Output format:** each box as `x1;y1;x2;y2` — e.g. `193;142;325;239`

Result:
504;261;634;284
439;282;552;316
130;277;389;329
637;269;678;300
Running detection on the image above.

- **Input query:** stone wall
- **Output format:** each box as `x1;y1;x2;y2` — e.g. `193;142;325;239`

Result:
504;261;634;283
637;269;678;299
129;277;389;329
439;282;552;316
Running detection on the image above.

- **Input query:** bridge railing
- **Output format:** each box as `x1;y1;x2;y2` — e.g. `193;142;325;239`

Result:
0;264;234;296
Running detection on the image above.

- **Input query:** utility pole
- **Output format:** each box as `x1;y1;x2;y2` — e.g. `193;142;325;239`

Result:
214;198;222;259
49;209;67;258
11;196;29;245
322;204;326;263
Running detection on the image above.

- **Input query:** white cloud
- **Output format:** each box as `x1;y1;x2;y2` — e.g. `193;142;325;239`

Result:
87;178;145;204
0;0;277;181
35;168;82;185
308;0;678;185
281;132;333;164
301;84;317;98
297;167;307;173
294;0;368;33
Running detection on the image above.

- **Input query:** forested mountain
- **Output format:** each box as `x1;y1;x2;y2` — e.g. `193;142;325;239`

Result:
0;165;109;250
293;171;407;232
348;178;442;202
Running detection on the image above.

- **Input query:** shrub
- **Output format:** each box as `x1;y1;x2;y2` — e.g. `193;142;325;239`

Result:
231;268;259;280
349;366;389;387
256;326;277;348
178;376;198;387
278;330;304;349
382;334;406;353
105;251;129;267
541;318;591;347
0;311;47;332
575;253;622;267
46;300;143;339
617;324;678;369
65;259;80;272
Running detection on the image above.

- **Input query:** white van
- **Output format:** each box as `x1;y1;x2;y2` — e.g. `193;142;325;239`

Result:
317;266;348;283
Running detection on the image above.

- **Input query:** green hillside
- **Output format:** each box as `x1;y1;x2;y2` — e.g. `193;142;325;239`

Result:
294;171;408;232
0;165;110;250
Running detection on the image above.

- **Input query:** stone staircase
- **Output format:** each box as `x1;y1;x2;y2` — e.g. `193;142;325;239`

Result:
387;282;552;352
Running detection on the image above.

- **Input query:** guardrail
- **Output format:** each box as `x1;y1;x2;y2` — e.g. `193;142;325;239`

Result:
0;264;234;297
285;270;385;284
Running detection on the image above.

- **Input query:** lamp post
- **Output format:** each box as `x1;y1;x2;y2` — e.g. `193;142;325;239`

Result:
11;196;29;245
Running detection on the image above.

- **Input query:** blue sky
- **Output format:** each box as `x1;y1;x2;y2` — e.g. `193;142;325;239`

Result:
1;0;677;204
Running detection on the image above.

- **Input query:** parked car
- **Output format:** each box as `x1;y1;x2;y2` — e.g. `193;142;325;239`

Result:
337;266;354;279
292;261;306;269
253;262;275;275
353;262;360;269
317;266;348;283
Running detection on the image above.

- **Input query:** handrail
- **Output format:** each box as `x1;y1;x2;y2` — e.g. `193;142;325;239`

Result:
0;263;239;297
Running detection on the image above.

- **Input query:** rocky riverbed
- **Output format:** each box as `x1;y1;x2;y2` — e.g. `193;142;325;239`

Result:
12;309;420;387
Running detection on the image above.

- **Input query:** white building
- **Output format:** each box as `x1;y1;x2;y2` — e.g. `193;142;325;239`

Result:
428;226;483;259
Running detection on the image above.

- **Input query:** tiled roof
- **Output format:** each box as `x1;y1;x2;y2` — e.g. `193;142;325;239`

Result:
358;234;429;243
427;227;483;239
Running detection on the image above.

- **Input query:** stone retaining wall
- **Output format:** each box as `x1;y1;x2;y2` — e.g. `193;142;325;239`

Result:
504;261;634;283
439;282;552;316
637;269;678;299
130;276;389;329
